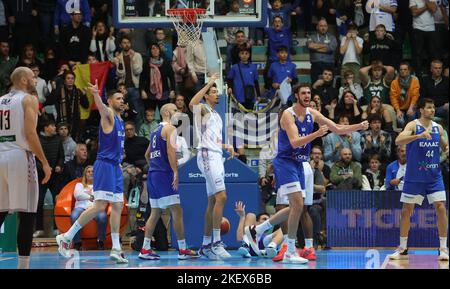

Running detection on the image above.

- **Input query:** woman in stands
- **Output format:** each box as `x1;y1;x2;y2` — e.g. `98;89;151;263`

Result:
71;166;107;251
361;95;394;132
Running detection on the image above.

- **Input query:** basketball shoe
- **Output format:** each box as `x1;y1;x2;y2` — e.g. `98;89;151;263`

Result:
244;225;263;256
237;242;252;258
272;243;287;262
56;234;72;258
110;249;129;264
178;249;201;260
139;248;160;260
388;247;408;260
211;241;231;259
438;248;449;261
283;250;309;264
199;244;220;260
299;247;317;261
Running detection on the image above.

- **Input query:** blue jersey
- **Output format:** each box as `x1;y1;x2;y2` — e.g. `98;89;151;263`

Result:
97;115;124;165
148;123;172;173
276;107;314;163
405;120;442;183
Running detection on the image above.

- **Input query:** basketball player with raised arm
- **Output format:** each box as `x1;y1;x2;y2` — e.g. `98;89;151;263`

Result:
388;98;449;261
56;81;128;264
189;73;236;260
138;103;199;260
245;84;369;263
0;67;52;269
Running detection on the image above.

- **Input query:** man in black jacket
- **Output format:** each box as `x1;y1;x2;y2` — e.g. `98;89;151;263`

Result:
62;143;89;187
5;0;39;54
34;119;65;238
59;9;91;65
364;24;401;69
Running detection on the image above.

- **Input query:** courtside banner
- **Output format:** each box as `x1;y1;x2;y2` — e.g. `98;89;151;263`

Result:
327;190;449;247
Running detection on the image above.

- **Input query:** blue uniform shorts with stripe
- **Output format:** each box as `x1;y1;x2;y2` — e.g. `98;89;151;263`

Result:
273;157;305;200
93;160;124;203
147;171;180;209
401;178;446;205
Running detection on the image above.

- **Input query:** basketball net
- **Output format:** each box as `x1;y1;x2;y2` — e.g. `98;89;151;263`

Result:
167;8;206;48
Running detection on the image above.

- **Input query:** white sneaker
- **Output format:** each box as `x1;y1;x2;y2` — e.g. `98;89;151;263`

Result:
199;244;220;260
283;251;309;264
33;230;45;238
261;246;278;259
438;248;449;261
110;249;129;264
388;247;408;260
211;241;231;259
56;234;72;258
237;244;251;258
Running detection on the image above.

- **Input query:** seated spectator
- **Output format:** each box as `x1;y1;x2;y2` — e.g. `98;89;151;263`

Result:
30;64;49;108
309;145;330;248
360;60;395;105
360;114;392;164
227;45;260;109
54;0;91;34
339;24;364;82
173;94;193;123
15;43;43;69
312;68;339;109
45;70;89;142
138;107;159;141
420;59;449;127
390;61;420;128
0;41;18;95
57;122;77;163
362;154;386;190
363;24;401;68
307;100;323;148
330;148;362;189
323;115;362;166
385;145;407;191
140;43;176;112
361;95;394;132
41;47;58;82
90;20;116;62
59;9;91;65
62;143;89;188
307;18;338;83
71;165;107;251
267;45;298;102
154;28;172;60
330;90;362;124
118;82;138;123
339;70;364;103
227;30;252;70
225;1;250;68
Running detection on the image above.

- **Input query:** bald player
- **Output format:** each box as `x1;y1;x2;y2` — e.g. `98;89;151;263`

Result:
56;81;128;264
0;67;52;269
138;103;199;261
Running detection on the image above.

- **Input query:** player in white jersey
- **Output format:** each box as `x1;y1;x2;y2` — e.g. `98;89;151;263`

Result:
0;67;52;269
189;73;236;259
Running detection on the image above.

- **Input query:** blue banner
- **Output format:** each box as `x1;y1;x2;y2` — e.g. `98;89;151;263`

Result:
327;190;449;247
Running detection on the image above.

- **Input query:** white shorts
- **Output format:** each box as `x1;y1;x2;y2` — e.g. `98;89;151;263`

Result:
197;149;226;197
0;149;39;213
276;162;313;206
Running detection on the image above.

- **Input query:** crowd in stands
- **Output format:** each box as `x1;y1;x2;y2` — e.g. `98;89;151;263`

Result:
0;0;448;250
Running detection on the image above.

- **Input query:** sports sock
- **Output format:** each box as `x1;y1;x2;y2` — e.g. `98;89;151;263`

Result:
111;233;121;250
440;237;447;249
287;238;296;255
18;256;30;269
143;237;151;250
213;229;221;243
63;221;82;241
202;235;212;246
400;237;408;249
305;238;313;249
255;220;273;235
178;239;187;251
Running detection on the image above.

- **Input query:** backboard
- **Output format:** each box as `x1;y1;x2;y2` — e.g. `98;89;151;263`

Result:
113;0;267;28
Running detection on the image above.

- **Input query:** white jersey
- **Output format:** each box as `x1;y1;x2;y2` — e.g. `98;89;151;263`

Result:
196;104;223;154
0;90;31;152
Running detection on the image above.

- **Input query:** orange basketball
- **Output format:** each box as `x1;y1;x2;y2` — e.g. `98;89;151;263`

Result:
220;217;230;235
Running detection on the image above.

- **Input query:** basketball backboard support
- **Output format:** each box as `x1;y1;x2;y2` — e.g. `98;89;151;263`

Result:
113;0;267;28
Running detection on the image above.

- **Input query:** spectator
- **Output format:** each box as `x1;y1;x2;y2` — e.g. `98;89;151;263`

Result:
62;143;89;186
227;45;260;109
57;122;77;163
385;144;407;190
154;28;172;60
34;0;57;49
173;94;193;123
0;0;9;41
225;1;250;68
434;1;449;63
124;121;150;169
6;0;39;55
307;18;338;83
363;24;401;68
113;35;144;125
117;81;138;123
138;107;159;141
30;64;49;108
265;16;292;65
360;60;395;105
335;0;356;40
268;0;301;30
45;70;89;141
41;47;59;82
90;0;110;25
340;24;364;81
34;119;65;238
267;45;298;102
186;35;207;95
140;43;176;112
117;28;150;59
410;0;438;76
313;0;337;26
0;41;17;95
54;0;91;36
366;0;398;33
227;30;252;70
90;20;116;62
390;61;420;128
71;165;107;251
330;90;363;125
309;145;330;248
258;130;277;209
330;148;363;189
339;70;364;103
175;134;190;166
307;100;323;148
323;115;362;166
420;59;449;126
16;43;43;69
360;113;393;164
59;9;91;65
361;154;386;190
361;95;394;132
312;68;339;109
172;44;190;95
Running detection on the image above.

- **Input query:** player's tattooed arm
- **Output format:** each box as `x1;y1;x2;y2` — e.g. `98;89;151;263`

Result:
438;125;449;156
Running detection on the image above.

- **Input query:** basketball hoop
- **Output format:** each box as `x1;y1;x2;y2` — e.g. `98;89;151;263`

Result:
167;8;206;47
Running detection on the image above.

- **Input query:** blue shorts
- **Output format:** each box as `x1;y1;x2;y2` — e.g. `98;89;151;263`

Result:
401;178;446;205
273;157;305;199
147;171;180;209
93;160;123;203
